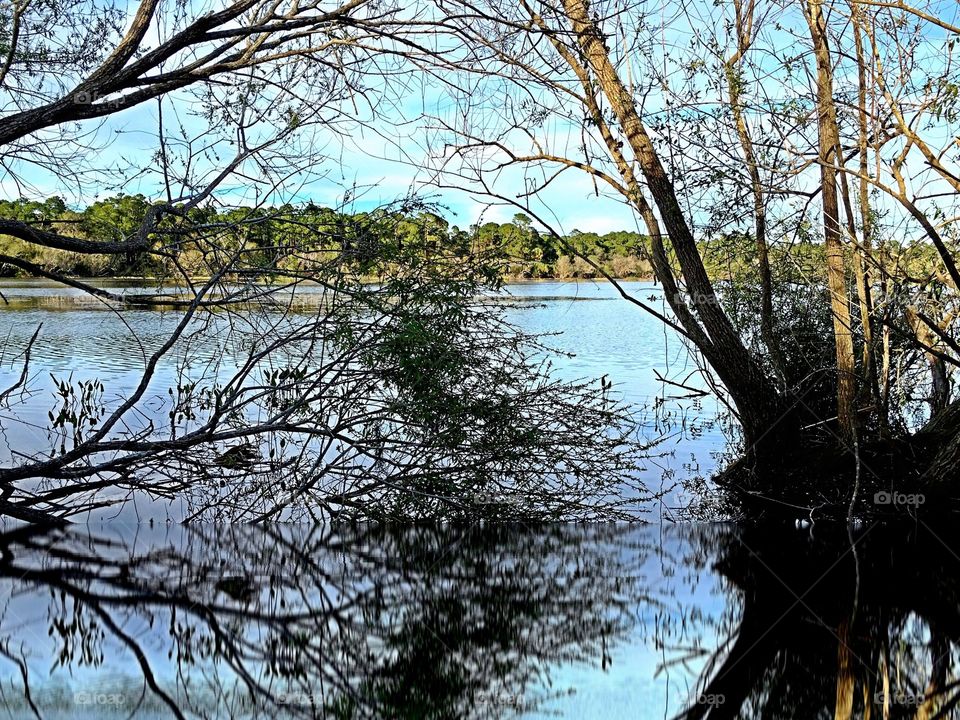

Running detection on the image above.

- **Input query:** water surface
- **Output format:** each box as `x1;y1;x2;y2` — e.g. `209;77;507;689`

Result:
0;521;957;719
0;280;726;520
1;281;959;718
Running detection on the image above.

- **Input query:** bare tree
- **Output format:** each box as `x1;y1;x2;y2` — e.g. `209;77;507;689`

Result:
0;0;653;521
420;0;960;514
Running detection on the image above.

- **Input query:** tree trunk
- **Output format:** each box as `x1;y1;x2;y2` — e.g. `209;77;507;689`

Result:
804;0;858;442
850;3;883;423
561;0;789;451
834;618;855;720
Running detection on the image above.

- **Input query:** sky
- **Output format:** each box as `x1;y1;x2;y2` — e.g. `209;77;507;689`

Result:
2;0;956;243
0;0;652;237
0;71;643;237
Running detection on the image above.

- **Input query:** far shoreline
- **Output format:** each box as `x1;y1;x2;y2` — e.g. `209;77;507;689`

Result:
0;272;658;286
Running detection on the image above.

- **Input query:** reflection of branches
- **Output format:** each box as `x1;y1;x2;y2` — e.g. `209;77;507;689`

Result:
674;523;960;719
0;323;39;406
0;639;41;719
13;522;955;718
0;523;653;719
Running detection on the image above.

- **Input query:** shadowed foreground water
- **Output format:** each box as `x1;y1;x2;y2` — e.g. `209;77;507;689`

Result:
0;521;958;719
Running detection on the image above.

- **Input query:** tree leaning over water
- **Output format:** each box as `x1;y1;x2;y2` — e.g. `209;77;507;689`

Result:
5;0;960;520
0;0;653;522
426;0;960;515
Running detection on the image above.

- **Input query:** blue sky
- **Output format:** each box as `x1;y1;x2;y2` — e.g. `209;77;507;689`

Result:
4;0;955;244
1;80;643;236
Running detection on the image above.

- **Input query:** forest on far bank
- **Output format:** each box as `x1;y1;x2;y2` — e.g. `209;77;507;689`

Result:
0;194;650;280
0;194;948;284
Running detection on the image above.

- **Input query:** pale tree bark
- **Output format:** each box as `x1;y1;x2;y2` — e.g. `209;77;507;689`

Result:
834;618;855;720
804;0;859;441
516;4;715;354
850;0;884;422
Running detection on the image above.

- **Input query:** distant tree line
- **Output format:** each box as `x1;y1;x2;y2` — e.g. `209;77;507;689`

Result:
0;196;653;279
1;197;947;286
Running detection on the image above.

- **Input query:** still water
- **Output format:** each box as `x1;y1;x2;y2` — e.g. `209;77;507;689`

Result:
0;280;725;520
1;521;958;719
1;281;954;718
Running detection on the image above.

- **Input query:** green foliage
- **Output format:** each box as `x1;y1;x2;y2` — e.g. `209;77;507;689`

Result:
0;195;655;280
81;194;152;239
471;218;651;279
722;277;839;418
315;248;644;519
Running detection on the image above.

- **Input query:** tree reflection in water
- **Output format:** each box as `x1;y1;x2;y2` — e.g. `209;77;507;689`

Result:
0;522;959;719
0;523;654;719
677;522;960;720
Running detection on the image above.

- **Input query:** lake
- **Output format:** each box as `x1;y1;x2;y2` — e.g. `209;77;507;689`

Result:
0;279;726;521
1;520;958;719
1;280;956;718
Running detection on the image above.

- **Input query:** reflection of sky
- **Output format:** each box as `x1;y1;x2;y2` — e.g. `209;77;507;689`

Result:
0;524;205;706
526;524;734;719
0;280;727;521
0;522;341;713
0;522;739;720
